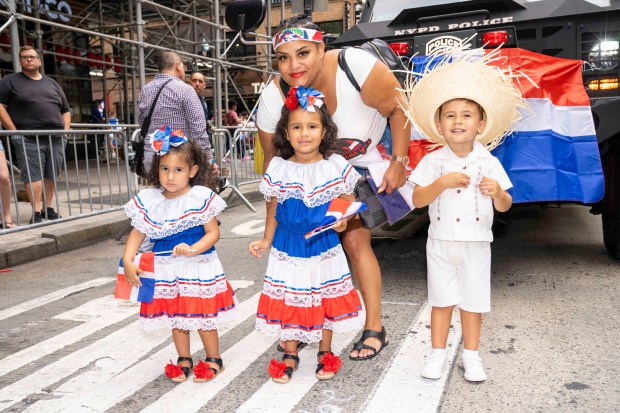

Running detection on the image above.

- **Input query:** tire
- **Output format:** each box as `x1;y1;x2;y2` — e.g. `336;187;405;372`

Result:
602;139;620;259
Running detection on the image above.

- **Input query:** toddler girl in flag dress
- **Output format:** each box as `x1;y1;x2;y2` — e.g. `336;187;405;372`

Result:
122;126;237;384
249;86;364;384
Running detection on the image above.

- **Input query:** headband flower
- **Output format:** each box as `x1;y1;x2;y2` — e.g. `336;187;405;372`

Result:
149;125;188;155
284;86;325;112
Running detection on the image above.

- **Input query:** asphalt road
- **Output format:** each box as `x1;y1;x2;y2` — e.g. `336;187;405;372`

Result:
0;201;617;412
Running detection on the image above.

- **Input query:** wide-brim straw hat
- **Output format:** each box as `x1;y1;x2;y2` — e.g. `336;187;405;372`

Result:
400;47;528;151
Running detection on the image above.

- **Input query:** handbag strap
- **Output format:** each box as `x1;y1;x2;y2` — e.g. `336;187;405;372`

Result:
140;78;173;140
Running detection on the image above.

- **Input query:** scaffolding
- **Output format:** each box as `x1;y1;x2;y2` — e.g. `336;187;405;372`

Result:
0;0;279;128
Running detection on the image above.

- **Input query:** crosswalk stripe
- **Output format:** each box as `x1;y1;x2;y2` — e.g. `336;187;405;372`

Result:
236;328;360;413
141;330;278;413
0;296;135;377
0;277;114;322
360;301;462;413
20;289;260;413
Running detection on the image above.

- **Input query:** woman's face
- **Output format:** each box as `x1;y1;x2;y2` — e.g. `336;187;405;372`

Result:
276;40;324;88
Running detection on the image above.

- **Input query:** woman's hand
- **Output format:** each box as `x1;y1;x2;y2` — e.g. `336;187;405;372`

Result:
122;260;142;288
249;239;271;258
172;243;193;256
380;163;407;194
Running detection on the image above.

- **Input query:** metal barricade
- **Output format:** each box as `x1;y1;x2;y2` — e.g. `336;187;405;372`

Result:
0;128;138;233
212;128;259;212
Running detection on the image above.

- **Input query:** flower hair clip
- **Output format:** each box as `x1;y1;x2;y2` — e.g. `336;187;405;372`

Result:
149;125;188;155
285;85;325;112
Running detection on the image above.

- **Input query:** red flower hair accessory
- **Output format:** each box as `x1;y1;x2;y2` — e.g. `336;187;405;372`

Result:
285;87;299;111
284;85;325;112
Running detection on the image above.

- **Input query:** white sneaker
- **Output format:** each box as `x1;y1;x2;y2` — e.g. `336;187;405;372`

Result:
462;351;487;382
421;349;447;380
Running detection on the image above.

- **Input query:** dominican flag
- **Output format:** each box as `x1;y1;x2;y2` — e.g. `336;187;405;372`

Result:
304;198;367;239
114;252;156;303
411;48;604;204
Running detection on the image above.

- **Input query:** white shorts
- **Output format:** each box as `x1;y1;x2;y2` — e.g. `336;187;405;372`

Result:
426;237;491;313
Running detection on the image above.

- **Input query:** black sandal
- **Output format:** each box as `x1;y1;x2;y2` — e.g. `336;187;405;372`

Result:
349;327;389;361
165;356;193;382
316;351;342;380
268;353;300;384
276;341;307;352
194;356;224;383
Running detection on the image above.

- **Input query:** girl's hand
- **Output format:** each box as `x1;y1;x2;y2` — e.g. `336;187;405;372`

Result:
332;219;348;233
249;239;271;258
442;172;470;189
122;261;142;288
479;177;502;199
173;243;192;256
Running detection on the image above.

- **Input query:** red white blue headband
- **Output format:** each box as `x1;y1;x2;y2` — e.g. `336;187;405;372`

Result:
272;28;323;51
149;125;188;155
285;86;325;112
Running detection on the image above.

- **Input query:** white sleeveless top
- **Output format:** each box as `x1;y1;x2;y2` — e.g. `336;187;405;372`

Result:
256;48;387;168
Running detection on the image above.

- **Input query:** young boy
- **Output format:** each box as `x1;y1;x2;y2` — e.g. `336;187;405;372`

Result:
402;49;526;382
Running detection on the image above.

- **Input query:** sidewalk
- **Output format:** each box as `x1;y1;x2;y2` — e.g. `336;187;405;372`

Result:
0;184;263;270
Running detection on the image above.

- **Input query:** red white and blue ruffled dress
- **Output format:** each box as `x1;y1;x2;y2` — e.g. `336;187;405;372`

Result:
256;154;365;343
124;186;238;331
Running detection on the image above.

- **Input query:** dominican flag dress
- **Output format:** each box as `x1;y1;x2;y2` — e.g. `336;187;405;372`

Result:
256;154;365;343
124;185;237;330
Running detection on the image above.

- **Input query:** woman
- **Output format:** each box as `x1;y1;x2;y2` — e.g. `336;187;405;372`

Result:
256;14;410;360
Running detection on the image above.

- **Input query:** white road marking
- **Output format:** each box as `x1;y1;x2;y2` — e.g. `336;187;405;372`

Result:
0;277;114;322
237;328;360;413
21;290;260;413
0;296;136;377
141;330;277;413
231;219;265;236
360;301;462;413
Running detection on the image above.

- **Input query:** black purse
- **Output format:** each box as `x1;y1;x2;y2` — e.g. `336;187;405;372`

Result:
354;179;389;229
130;79;173;178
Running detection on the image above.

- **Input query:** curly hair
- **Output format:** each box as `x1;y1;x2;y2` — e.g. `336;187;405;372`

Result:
272;103;340;160
276;14;320;32
146;139;217;191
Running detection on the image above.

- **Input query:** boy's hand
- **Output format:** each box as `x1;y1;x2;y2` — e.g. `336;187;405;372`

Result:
479;177;502;199
249;239;271;258
332;219;348;233
172;243;192;256
123;261;142;288
442;172;471;189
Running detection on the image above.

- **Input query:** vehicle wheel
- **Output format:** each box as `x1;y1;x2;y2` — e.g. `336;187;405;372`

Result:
602;139;620;259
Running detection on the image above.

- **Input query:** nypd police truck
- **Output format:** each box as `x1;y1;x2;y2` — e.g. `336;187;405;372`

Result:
332;0;620;259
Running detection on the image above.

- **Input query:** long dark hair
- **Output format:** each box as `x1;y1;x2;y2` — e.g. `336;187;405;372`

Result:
146;139;217;191
272;103;340;160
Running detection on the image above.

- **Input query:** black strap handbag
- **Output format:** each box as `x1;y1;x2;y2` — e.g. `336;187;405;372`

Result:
130;79;173;178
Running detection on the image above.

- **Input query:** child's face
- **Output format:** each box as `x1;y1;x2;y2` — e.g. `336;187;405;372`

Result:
158;152;198;197
435;99;486;151
287;108;324;161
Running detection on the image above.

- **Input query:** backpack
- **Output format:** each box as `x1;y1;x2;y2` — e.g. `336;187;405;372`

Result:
337;38;408;92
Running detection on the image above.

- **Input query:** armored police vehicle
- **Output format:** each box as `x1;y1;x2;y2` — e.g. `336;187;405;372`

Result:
333;0;620;258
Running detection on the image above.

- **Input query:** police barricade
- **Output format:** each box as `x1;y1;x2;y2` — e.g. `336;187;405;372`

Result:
0;128;138;233
212;127;258;212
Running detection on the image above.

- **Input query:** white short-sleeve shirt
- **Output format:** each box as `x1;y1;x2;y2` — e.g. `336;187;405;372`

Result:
410;142;512;242
256;48;387;168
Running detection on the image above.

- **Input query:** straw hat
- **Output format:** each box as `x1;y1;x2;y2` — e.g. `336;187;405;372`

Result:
400;47;528;151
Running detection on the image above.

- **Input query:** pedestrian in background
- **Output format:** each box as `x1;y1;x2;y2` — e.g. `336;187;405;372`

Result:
222;100;240;161
0;45;71;224
404;49;521;382
122;127;236;383
137;51;218;174
0;137;14;229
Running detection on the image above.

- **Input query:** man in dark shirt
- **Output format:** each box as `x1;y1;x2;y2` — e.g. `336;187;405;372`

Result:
190;71;212;147
0;46;71;224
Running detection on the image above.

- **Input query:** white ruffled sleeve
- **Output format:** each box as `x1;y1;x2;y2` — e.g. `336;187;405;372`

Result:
124;186;226;238
327;154;361;195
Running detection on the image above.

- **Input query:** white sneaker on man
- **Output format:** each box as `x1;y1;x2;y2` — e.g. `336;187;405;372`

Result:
462;350;487;382
421;348;447;380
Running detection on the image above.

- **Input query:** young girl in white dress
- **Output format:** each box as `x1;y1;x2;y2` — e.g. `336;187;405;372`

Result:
122;126;237;383
249;86;364;384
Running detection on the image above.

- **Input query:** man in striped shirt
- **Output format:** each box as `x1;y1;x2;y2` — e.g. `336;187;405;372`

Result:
138;51;218;173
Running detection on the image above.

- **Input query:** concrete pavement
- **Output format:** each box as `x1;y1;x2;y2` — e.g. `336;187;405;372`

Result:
0;184;263;270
